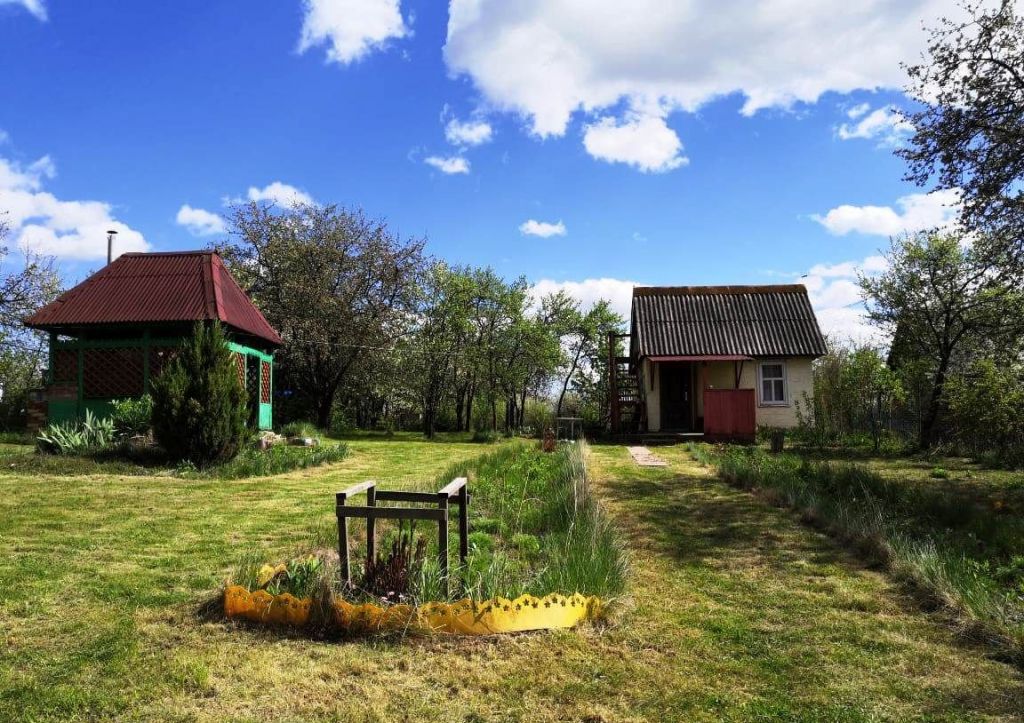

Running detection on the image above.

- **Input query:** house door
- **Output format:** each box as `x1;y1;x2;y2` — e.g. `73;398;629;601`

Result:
660;362;693;431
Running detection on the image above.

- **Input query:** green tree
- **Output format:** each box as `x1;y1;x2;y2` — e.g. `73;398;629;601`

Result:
219;203;425;428
802;340;904;450
542;295;623;418
861;231;1024;447
150;322;248;466
0;214;61;429
900;1;1024;248
945;358;1024;466
409;263;476;437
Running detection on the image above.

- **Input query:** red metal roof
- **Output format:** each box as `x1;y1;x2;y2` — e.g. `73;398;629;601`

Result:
24;251;282;346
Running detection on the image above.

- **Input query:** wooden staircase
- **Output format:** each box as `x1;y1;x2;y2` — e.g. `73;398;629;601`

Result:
609;333;643;433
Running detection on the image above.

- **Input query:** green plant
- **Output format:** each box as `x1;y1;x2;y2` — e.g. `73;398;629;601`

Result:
280;420;320;440
930;467;950;479
232;552;330;600
150;322;248;467
470;429;496;444
467;531;495;553
194;443;349;480
36;409;115;455
359;523;427;604
109;394;153;439
511;533;541;558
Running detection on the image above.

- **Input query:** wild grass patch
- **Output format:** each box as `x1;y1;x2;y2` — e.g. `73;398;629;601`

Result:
182;443;350;480
690;443;1024;659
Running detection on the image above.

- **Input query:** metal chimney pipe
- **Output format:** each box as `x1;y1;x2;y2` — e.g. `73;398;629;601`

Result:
106;229;118;264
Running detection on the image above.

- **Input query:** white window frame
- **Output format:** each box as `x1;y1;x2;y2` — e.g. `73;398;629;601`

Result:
758;360;788;406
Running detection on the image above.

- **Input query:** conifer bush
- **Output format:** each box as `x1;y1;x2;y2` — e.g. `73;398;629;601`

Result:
150;322;248;466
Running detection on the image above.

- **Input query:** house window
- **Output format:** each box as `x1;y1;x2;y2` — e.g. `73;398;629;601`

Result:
759;361;787;405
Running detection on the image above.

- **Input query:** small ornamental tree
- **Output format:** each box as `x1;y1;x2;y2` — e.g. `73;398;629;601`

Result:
151;322;248;466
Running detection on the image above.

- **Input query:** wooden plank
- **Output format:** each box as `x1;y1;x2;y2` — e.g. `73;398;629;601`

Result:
437;493;449;593
437;476;467;497
336;506;350;586
375;490;438;503
335;505;447;521
337;480;375;500
457;482;469;563
365;485;376;565
376;489;471;504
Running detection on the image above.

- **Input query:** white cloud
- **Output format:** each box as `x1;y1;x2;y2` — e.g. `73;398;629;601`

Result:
807;255;887;278
801;255;890;343
836;105;913;145
243;181;315;207
582;113;688;172
846;103;871;119
0;0;46;21
176;204;227;237
0;153;148;260
519;219;567;238
813;189;961;237
444;0;958;144
298;0;408;64
530;277;638;321
445;117;493;147
424;155;470;174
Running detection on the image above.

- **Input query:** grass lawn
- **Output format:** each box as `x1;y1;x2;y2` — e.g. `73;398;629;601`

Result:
798;447;1024;512
2;437;1022;721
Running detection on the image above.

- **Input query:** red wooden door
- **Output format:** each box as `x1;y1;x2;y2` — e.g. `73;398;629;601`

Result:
703;389;755;441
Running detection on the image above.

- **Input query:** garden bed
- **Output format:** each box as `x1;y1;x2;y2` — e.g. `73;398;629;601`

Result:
222;441;626;635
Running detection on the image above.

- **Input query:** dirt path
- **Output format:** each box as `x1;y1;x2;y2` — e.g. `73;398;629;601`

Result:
583;444;1024;721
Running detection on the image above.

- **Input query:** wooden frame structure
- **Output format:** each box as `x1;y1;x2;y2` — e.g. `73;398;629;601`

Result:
336;477;469;593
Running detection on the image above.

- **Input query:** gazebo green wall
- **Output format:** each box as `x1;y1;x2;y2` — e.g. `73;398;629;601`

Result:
46;329;274;430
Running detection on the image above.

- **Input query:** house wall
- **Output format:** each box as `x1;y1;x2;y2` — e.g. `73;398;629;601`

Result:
642;357;661;431
644;357;814;431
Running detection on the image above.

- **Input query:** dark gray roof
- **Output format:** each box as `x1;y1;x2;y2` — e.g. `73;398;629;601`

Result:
632;285;827;358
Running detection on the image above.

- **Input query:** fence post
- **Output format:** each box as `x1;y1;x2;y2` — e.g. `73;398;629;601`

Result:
336;491;350;587
366;484;376;566
458;482;469;564
437;491;450;593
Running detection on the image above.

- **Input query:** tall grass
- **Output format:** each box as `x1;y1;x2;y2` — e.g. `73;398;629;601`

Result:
426;441;628;602
689;443;1024;659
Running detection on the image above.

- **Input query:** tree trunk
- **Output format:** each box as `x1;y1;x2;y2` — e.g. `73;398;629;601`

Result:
920;356;951;448
557;349;582;417
315;390;334;430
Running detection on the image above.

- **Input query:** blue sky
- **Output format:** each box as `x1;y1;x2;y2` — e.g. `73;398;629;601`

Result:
0;0;966;339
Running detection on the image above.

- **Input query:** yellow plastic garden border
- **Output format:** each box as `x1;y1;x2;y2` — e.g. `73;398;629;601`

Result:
224;585;602;635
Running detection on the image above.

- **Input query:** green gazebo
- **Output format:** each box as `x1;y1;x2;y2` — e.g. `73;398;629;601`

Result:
24;250;282;430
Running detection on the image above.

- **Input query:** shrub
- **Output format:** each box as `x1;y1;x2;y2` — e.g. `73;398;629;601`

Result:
36;409;115;455
109;395;153;439
930;467;950;479
470;429;496;444
281;420;320;440
150;322;248;467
